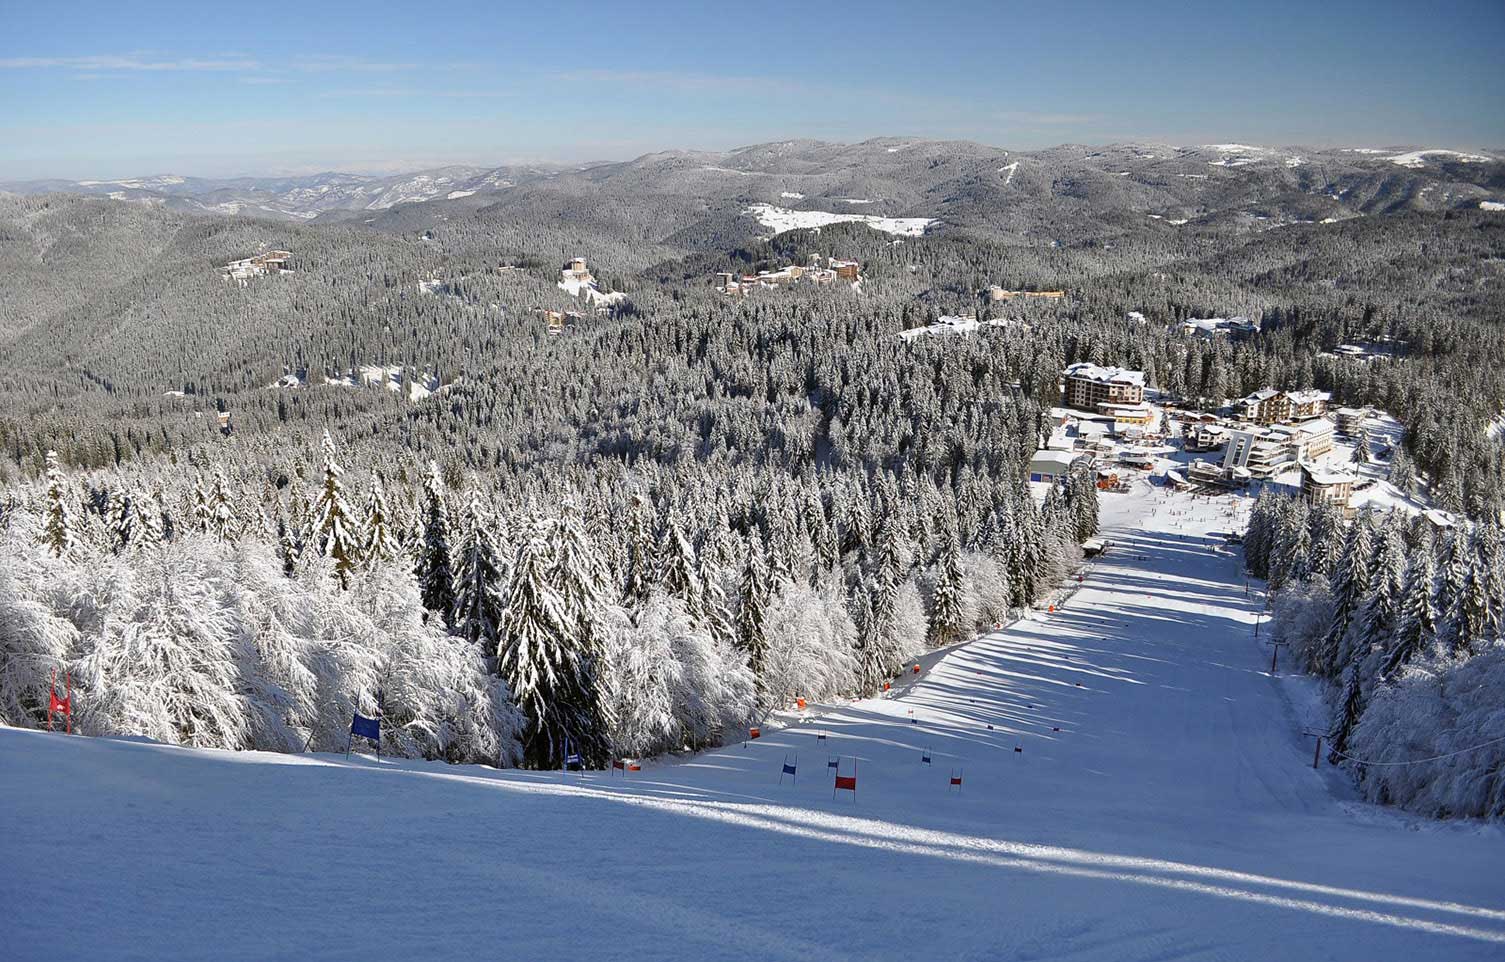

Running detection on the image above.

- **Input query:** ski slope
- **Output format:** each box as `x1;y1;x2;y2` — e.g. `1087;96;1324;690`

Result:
4;482;1503;961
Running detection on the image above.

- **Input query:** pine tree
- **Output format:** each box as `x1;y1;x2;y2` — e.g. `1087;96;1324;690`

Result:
41;451;76;558
1315;514;1373;678
307;431;359;589
190;475;213;535
1355;518;1406;670
135;488;164;549
929;528;965;645
451;487;503;649
1388;446;1416;494
1351;427;1371;465
735;541;770;675
109;488;137;554
623;492;657;604
1452;540;1491;657
659;512;703;614
209;468;237;542
416;460;456;624
497;524;611;769
359;473;401;567
549;497;613;651
1382;544;1437;677
1329;663;1366;762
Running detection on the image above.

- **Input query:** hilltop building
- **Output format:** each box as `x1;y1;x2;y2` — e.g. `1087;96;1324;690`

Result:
222;250;292;283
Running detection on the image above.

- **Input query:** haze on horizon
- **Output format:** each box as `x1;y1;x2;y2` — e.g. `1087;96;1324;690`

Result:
2;0;1503;180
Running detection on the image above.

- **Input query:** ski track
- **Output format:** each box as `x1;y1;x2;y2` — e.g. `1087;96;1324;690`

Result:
3;480;1503;960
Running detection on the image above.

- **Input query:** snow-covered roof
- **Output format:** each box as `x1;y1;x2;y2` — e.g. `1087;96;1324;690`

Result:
1301;463;1355;486
1240;387;1281;403
1029;449;1078;469
1285;389;1331;405
1099;402;1153;416
1064;362;1145;387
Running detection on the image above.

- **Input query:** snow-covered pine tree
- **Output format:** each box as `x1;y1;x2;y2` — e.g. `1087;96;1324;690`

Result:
735;539;770;675
1351;427;1371;465
1329;663;1366;763
1388;446;1416;494
549;497;614;656
108;488;137;554
359;472;401;568
838;487;871;559
209;468;238;542
1353;516;1406;679
1451;536;1491;657
1382;540;1438;677
496;524;610;769
659;512;703;615
134;488;164;549
451;486;504;650
41;451;76;558
803;489;836;572
307;431;359;590
190;475;213;535
623;492;657;604
1314;513;1373;678
929;527;965;645
416;461;456;626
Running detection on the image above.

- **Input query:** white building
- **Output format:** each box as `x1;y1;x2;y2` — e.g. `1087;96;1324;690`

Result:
1028;449;1081;483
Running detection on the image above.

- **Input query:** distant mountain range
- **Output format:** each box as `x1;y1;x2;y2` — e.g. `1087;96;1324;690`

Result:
2;140;1501;232
0;164;569;221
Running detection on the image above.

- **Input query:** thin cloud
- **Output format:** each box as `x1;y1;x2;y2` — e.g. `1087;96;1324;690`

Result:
0;55;262;72
552;68;812;97
994;110;1107;126
315;87;514;100
0;53;425;77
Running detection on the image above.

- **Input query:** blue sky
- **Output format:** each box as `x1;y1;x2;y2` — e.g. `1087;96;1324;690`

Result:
2;0;1502;179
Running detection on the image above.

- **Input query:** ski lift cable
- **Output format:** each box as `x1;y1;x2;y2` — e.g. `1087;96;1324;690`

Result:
1326;733;1505;767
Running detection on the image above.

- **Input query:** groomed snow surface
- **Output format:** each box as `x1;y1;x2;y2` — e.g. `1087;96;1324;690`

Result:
746;203;935;237
4;483;1503;960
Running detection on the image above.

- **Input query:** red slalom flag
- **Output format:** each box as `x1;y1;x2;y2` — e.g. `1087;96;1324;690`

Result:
48;669;71;734
833;760;858;801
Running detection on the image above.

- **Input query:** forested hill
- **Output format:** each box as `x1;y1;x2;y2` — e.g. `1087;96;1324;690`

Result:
0;138;1503;520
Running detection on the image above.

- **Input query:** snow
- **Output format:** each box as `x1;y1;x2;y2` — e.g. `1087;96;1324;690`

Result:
779;191;805;200
998;161;1019;185
1480;201;1505;212
745;204;936;238
445;189;476;199
1388;149;1493;168
836;198;875;205
4;484;1503;959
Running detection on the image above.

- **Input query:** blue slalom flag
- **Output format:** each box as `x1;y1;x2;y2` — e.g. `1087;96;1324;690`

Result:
782;762;797;776
351;713;380;741
565;752;583;771
828;757;839;770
